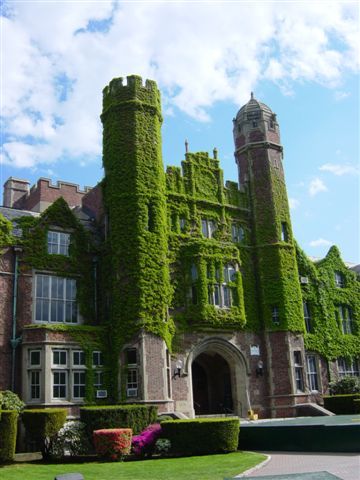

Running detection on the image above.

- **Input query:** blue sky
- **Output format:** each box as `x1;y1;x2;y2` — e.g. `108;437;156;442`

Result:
1;0;359;262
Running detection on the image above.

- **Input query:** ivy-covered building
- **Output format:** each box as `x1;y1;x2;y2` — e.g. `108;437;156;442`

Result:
1;75;359;418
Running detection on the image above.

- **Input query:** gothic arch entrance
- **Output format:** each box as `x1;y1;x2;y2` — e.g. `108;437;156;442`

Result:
192;352;233;415
187;337;250;417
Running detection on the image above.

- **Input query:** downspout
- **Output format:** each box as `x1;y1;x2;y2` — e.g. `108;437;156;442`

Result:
10;246;22;391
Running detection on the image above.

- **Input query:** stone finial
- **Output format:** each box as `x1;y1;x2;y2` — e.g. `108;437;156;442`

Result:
185;139;189;154
213;147;218;159
251;92;254;100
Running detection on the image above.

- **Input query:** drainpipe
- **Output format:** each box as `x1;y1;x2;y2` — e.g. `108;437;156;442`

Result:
10;246;22;391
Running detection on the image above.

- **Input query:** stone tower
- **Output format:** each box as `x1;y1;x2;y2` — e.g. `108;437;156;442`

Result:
233;95;306;416
101;75;171;400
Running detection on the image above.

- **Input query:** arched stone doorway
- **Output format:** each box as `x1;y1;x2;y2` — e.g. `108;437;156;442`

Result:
192;352;233;415
186;337;250;417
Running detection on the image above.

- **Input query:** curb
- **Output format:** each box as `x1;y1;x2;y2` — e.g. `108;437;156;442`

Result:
235;453;272;477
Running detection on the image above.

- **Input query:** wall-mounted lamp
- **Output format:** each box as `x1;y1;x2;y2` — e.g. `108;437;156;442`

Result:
174;359;183;379
256;360;264;377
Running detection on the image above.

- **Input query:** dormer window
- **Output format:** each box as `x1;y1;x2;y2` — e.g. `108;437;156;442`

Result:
334;272;345;288
47;231;70;256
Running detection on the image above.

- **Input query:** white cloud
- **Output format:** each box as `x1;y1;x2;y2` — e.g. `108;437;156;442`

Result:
334;91;350;101
309;238;333;247
319;163;359;176
289;197;300;210
309;178;328;196
1;1;359;169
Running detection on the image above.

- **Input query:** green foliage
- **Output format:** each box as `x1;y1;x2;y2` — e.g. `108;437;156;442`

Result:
16;197;97;324
80;404;158;440
0;214;15;251
329;376;360;394
161;417;240;456
0;390;25;413
101;76;172;400
323;393;360;414
0;410;18;463
22;408;67;458
297;244;360;359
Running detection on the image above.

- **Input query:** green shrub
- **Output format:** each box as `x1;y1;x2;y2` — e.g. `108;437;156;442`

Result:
323;393;360;414
329;376;360;394
22;408;67;459
0;391;25;413
161;417;240;456
0;410;18;463
80;404;157;440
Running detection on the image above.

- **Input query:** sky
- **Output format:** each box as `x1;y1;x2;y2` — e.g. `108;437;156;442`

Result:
1;0;359;263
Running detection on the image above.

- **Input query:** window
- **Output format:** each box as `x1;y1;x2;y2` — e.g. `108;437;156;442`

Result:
73;350;85;366
231;224;245;243
303;302;312;333
338;305;354;334
53;371;67;399
35;274;77;324
29;349;41;367
94;370;103;390
126;348;138;397
73;371;86;398
306;355;319;391
30;371;40;400
335;271;345;288
201;219;216;238
271;306;280;325
252;120;258;128
53;350;67;366
337;357;359;377
281;222;288;242
126;348;137;366
293;351;304;392
191;264;198;281
208;263;235;308
180;218;186;232
47;231;70;256
92;351;103;367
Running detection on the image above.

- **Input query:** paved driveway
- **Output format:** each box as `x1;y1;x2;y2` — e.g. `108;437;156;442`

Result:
238;452;360;480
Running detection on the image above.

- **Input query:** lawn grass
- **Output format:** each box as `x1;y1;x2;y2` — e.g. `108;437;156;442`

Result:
0;451;266;480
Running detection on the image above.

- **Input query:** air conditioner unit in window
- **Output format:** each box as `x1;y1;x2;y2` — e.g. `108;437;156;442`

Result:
96;389;108;399
300;276;309;284
127;388;138;397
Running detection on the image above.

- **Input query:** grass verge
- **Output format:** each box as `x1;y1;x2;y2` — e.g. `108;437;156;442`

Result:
0;451;266;480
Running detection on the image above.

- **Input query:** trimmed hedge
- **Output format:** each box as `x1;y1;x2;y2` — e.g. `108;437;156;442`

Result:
0;410;18;463
323;394;360;414
80;405;158;439
354;399;360;413
161;417;240;456
22;408;67;458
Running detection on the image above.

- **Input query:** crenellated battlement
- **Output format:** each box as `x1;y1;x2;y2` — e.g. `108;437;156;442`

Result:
102;75;161;114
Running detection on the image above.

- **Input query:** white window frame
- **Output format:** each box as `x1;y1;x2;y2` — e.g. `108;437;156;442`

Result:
293;351;304;392
29;370;41;401
201;218;216;238
306;355;319;392
231;224;245;243
52;349;67;367
303;302;312;333
92;351;103;367
72;370;86;399
47;231;70;256
35;274;78;324
271;306;280;325
52;370;68;399
338;305;354;334
337;357;359;377
29;349;41;367
334;271;345;288
208;264;236;309
73;350;85;367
